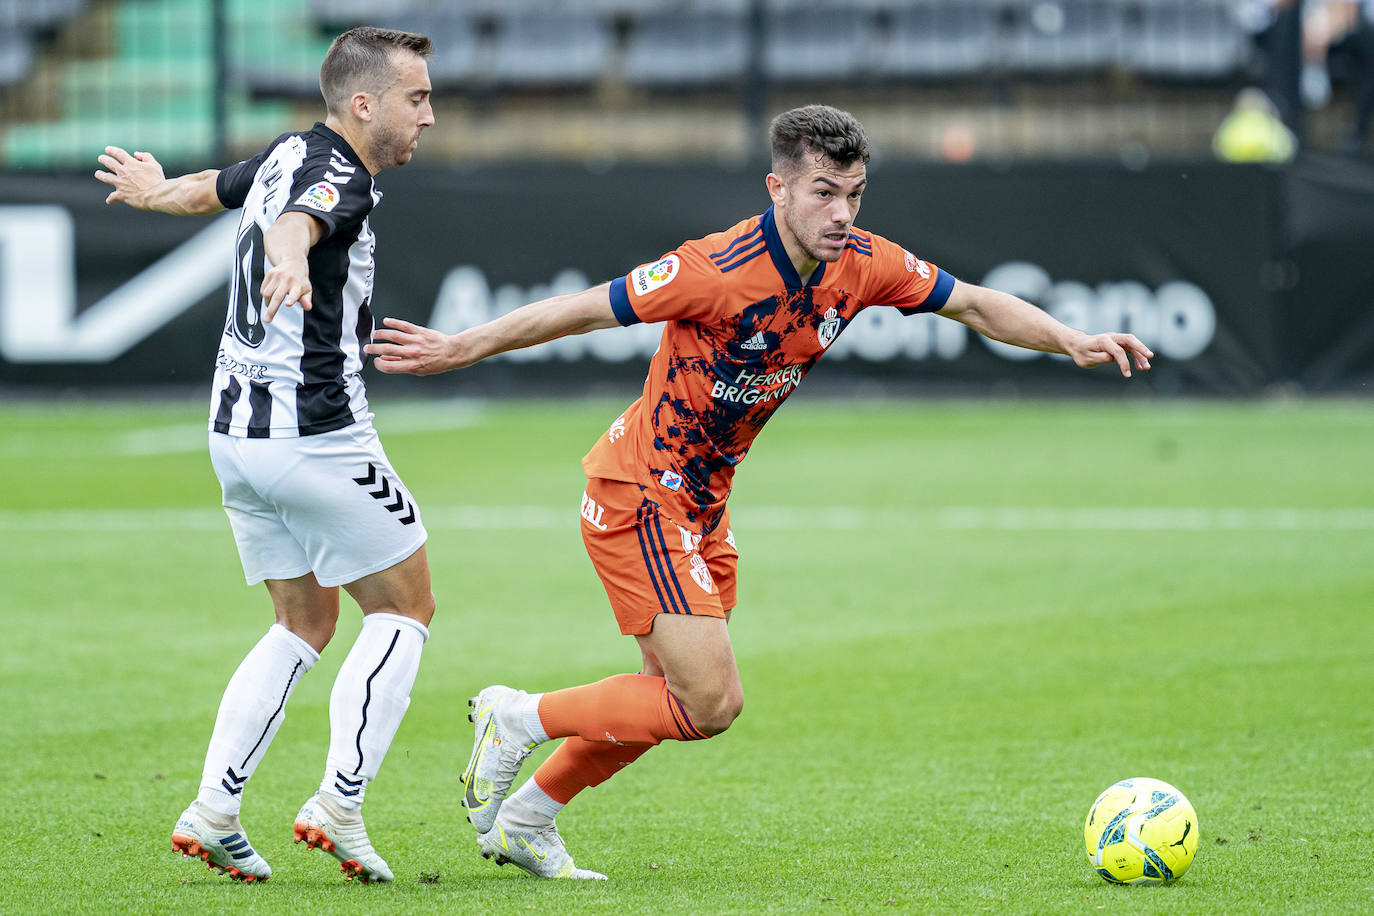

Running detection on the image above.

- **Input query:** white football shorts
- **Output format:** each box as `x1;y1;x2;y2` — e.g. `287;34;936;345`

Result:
208;422;428;587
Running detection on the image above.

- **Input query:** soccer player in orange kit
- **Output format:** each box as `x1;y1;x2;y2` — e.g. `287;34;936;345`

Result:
365;105;1153;880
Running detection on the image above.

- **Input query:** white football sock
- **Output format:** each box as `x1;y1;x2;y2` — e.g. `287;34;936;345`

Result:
496;689;548;745
518;691;549;744
196;623;319;816
320;612;428;809
503;779;564;829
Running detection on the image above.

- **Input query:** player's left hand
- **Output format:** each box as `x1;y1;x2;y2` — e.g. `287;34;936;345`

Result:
1066;331;1152;378
260;258;313;323
366;317;457;375
94;146;166;209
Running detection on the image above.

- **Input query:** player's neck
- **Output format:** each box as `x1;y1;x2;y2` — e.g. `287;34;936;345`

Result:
772;214;821;284
323;116;379;175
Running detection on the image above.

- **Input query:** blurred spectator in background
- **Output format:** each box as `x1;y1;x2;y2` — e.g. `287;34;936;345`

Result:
1300;0;1374;154
1237;0;1307;139
1214;85;1299;160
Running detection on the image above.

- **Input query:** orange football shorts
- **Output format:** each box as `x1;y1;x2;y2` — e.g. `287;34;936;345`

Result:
580;477;738;636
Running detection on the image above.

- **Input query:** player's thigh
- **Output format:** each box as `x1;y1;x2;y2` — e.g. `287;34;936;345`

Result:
580;478;727;636
265;424;429;589
342;543;434;625
210;432;312;584
636;614;738;689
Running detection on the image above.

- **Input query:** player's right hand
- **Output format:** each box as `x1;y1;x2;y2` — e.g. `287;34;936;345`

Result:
366;317;459;375
1066;331;1153;378
94;146;165;208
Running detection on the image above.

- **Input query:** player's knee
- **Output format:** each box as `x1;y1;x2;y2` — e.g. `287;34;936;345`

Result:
374;590;435;627
285;617;336;653
408;589;436;626
693;686;744;736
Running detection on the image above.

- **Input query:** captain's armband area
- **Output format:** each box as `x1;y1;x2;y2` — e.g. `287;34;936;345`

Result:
609;276;641;326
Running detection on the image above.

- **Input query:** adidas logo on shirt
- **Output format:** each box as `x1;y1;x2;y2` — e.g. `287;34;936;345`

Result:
740;331;767;351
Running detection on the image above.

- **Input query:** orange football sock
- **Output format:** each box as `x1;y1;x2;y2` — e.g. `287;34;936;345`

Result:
533;737;653;805
537;673;708;745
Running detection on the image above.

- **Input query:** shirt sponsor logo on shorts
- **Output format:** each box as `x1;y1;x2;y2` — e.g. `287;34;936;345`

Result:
632;254;680;296
296;181;341;213
660;468;683;491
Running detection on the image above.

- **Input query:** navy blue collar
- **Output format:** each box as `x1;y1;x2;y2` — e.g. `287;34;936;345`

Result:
761;206;827;291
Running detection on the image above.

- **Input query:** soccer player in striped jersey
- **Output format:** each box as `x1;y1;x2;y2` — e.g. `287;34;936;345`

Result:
96;27;438;884
367;104;1154;880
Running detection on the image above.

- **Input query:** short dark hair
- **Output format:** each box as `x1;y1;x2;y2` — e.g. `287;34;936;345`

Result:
769;105;870;173
320;27;433;116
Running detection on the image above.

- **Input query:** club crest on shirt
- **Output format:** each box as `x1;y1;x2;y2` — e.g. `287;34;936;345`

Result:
296;181;341;213
632;254;680;296
817;307;841;349
660;468;683;491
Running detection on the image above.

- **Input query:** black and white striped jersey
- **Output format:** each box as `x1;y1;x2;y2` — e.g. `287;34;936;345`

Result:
209;123;380;438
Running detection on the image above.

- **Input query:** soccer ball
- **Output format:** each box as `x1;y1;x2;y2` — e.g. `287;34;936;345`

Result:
1084;777;1198;884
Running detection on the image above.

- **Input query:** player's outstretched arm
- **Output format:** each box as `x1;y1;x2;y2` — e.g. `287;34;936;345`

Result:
366;283;620;375
260;212;325;323
94;146;224;215
938;279;1152;378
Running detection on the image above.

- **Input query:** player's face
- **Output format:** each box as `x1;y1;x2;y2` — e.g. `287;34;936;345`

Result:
368;53;434;170
776;156;866;264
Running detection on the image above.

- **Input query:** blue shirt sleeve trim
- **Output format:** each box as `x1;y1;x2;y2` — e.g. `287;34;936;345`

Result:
609;276;640;326
898;268;957;315
926;268;956;310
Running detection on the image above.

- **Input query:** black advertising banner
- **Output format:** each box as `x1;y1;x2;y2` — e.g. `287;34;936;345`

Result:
1279;153;1374;392
0;156;1367;394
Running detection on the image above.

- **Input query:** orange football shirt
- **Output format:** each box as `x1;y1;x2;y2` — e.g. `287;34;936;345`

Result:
584;206;955;535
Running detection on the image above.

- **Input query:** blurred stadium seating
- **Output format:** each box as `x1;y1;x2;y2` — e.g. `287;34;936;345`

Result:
0;0;1367;167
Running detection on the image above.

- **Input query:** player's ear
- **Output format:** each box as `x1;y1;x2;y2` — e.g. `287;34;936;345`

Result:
765;172;787;207
350;91;375;123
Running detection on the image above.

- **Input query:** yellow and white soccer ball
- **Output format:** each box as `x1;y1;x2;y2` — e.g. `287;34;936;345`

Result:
1084;777;1198;884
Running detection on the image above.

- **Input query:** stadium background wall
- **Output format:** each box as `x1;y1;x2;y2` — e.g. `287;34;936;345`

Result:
1;155;1370;395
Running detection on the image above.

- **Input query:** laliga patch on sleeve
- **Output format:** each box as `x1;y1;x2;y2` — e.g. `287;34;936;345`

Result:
295;181;341;213
903;249;930;278
631;254;680;296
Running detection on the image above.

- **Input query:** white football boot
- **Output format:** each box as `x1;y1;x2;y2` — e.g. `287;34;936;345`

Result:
171;800;272;882
460;685;538;834
292;793;394;883
477;814;607;880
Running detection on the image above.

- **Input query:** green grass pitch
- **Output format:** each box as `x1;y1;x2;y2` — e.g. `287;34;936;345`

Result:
1;397;1371;913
